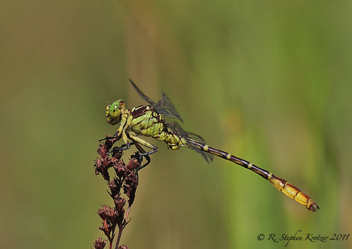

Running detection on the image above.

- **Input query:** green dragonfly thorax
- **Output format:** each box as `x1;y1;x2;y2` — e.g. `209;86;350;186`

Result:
106;99;125;125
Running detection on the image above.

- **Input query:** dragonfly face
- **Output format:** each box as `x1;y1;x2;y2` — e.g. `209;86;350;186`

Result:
106;99;125;125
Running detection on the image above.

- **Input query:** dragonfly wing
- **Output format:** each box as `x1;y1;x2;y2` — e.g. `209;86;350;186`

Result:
184;131;208;145
130;79;183;121
159;92;184;122
129;79;157;106
185;132;214;163
170;122;213;163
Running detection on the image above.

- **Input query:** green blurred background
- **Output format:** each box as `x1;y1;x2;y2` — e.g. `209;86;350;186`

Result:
1;1;351;249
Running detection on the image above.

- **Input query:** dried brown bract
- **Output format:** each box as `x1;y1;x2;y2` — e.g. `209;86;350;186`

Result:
93;135;139;249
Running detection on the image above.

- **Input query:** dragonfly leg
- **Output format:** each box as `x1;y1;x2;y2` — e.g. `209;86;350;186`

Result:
99;133;121;143
103;130;133;155
134;143;151;171
128;133;159;156
137;156;151;171
127;133;158;171
114;114;129;137
109;142;135;156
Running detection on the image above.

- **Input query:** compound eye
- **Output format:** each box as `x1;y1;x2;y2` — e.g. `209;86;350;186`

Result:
113;106;117;112
112;104;119;112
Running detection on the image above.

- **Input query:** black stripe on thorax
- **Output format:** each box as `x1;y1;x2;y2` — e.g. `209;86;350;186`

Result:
131;105;153;118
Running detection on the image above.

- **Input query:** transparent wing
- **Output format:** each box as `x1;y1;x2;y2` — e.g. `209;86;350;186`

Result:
170;122;213;163
158;92;183;122
130;79;183;121
186;132;214;163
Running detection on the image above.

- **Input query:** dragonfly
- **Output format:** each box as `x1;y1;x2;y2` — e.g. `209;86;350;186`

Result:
105;79;319;212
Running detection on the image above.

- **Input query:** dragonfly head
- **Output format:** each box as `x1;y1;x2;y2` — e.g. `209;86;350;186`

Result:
106;99;125;125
